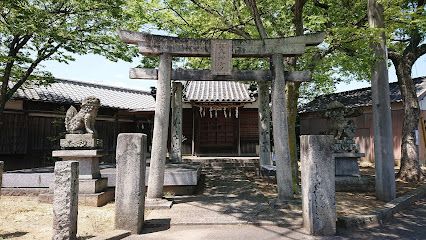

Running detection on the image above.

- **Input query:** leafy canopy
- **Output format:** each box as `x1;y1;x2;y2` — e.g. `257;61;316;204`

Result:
0;0;135;101
126;0;378;99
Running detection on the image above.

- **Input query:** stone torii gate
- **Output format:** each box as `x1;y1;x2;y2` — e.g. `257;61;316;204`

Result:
119;30;324;201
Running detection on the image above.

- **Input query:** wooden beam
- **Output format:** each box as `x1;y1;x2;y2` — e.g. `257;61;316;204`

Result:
129;68;311;82
118;30;325;57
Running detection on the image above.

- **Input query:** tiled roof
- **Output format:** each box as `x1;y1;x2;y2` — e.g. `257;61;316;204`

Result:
300;77;426;113
11;79;156;111
184;81;254;103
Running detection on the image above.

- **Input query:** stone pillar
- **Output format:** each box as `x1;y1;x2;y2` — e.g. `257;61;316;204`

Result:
0;161;3;197
301;135;335;236
368;0;396;202
271;54;293;200
258;81;272;166
171;81;183;163
115;133;147;234
147;53;172;199
53;161;79;240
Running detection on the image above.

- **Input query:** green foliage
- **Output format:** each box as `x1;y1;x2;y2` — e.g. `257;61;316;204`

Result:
125;0;380;99
0;0;137;106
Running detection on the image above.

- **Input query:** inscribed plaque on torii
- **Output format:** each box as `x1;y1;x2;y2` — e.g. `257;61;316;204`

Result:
211;40;232;76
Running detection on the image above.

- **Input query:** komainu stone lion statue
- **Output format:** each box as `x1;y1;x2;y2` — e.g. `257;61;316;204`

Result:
65;96;100;135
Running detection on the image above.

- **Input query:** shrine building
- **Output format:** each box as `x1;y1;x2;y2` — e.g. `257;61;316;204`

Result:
180;81;259;156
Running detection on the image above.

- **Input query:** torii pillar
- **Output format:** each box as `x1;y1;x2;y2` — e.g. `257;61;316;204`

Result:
271;54;294;199
146;54;172;199
171;81;183;163
258;81;272;166
368;0;396;201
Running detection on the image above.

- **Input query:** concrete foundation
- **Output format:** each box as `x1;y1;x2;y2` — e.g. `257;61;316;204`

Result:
3;163;201;197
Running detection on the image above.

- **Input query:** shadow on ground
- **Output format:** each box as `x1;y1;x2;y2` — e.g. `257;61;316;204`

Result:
338;199;426;239
145;168;302;229
0;231;28;239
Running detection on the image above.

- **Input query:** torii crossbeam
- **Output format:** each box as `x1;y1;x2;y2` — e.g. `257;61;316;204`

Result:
129;68;312;82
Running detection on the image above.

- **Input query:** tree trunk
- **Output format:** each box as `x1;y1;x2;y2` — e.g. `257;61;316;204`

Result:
0;98;6;128
286;81;301;194
395;61;425;182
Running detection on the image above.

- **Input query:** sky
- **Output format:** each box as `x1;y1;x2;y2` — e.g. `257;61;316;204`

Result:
42;52;426;93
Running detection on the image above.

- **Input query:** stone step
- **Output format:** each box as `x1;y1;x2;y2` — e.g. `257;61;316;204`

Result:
182;158;260;171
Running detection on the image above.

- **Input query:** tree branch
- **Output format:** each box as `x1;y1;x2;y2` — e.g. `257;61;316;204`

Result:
1;34;32;104
416;43;426;59
6;44;62;100
164;2;191;27
244;0;268;39
388;49;401;63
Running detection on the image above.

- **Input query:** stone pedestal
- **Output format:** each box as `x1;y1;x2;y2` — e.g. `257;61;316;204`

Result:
52;150;102;180
301;135;336;236
334;152;365;177
40;135;113;207
60;133;103;150
334;152;371;192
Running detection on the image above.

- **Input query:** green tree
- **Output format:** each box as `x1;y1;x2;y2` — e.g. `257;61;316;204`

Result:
0;0;135;125
384;0;426;182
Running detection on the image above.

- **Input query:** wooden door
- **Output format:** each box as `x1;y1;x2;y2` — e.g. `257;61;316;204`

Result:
197;113;237;154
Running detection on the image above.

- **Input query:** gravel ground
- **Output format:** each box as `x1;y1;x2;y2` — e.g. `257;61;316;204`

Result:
0;196;115;239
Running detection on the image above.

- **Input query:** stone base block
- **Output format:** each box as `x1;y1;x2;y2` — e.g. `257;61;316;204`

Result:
52;150;103;179
1;187;50;196
79;178;108;194
334;152;365;177
60;134;103;149
39;188;114;207
336;176;375;192
145;198;173;210
335;157;360;176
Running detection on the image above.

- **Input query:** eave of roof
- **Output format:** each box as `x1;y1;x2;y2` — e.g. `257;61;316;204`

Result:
183;81;255;103
300;76;426;113
10;78;156;111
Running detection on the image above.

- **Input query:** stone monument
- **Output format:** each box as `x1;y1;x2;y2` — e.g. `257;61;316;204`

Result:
40;96;114;207
52;161;79;240
323;101;365;177
301;135;336;235
115;133;147;234
322;101;373;192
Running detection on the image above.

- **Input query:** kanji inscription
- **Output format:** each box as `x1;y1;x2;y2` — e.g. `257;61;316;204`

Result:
211;40;232;75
